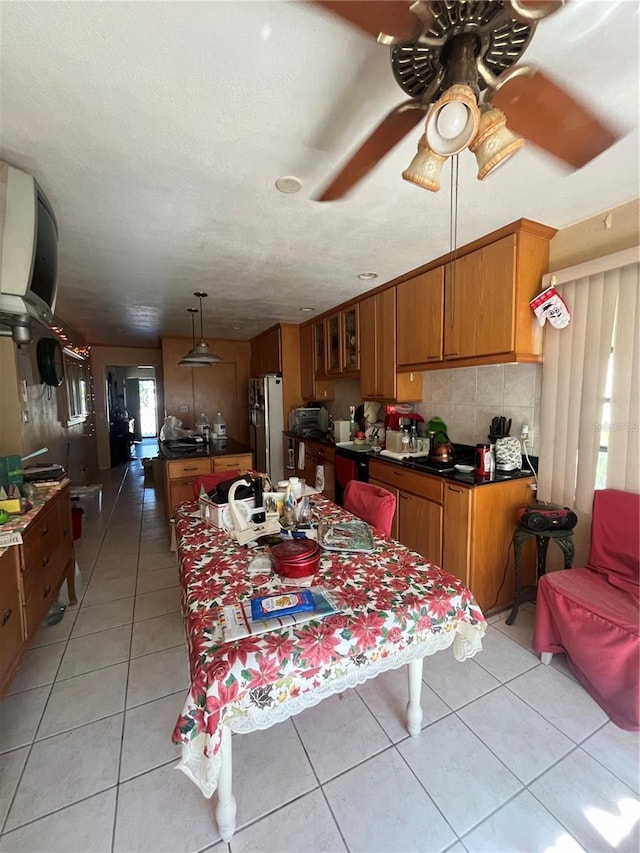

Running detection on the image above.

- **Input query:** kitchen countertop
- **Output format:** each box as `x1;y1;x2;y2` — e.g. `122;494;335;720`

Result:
284;431;536;488
159;438;253;461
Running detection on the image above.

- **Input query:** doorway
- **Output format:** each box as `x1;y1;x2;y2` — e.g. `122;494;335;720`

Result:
106;366;159;466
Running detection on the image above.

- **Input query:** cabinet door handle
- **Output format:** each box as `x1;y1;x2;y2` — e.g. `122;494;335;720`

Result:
2;607;12;627
426;355;440;360
42;555;50;567
182;467;198;472
393;470;403;477
444;352;458;357
447;486;464;493
399;493;410;501
42;526;49;536
43;585;52;598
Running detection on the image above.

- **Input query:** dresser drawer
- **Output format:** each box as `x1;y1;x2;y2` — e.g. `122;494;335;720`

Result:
167;459;212;479
22;504;61;572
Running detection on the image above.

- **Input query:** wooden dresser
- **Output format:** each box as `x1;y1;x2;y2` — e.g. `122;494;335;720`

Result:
0;484;76;697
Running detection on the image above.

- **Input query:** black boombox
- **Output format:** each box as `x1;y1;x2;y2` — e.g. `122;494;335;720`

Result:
517;503;578;532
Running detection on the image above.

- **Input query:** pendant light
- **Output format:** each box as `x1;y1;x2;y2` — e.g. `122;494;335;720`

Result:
470;105;524;181
178;292;222;366
178;307;207;367
402;134;447;192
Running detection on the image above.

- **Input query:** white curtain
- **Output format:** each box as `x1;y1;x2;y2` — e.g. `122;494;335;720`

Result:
538;247;640;542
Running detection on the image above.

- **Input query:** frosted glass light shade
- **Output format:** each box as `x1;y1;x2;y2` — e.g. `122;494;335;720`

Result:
402;135;447;192
470;107;524;180
425;85;480;156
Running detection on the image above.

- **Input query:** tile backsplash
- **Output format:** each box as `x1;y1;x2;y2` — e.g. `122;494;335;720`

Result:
414;363;541;455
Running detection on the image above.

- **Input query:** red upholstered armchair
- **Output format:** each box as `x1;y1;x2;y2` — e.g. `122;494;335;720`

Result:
343;480;397;538
533;488;640;730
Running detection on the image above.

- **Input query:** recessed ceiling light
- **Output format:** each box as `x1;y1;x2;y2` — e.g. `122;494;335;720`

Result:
275;176;303;194
300;307;315;313
357;272;378;281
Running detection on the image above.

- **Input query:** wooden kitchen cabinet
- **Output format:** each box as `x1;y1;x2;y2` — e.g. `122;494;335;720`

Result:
164;454;253;517
441;221;556;367
294;438;335;503
250;326;281;376
396;267;445;369
300;323;335;401
1;485;76;698
369;461;443;565
369;458;535;611
399;492;443;568
359;290;423;402
326;306;360;376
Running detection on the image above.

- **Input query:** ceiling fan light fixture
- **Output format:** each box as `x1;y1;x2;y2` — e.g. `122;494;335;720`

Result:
425;85;481;156
402;135;447;192
470;107;524;181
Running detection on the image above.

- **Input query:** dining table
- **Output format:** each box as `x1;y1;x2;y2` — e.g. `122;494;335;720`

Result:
172;495;487;842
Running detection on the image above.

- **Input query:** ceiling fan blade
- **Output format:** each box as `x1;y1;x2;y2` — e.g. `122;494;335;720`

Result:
316;1;429;42
492;69;620;169
316;101;427;201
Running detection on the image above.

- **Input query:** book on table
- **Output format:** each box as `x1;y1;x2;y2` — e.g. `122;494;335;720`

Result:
218;586;340;643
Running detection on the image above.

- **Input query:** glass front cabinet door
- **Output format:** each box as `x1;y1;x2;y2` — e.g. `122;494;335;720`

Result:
326;313;341;374
341;306;359;372
313;321;327;377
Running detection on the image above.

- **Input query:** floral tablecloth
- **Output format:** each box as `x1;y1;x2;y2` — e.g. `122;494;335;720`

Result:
172;497;487;797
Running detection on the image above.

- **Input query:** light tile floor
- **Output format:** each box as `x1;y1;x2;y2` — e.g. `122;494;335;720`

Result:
1;462;638;853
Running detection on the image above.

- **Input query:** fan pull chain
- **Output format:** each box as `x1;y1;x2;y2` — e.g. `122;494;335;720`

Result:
449;154;460;328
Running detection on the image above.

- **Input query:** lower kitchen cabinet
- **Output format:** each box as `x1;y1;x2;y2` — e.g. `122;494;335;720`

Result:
398;491;443;568
369;478;399;539
1;485;75;697
293;437;335;503
164;454;253;518
369;459;535;611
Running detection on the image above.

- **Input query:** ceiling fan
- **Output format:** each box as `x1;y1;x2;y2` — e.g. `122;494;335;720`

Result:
315;0;620;200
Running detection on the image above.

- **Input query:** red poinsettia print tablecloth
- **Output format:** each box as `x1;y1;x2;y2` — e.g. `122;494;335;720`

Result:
172;497;487;797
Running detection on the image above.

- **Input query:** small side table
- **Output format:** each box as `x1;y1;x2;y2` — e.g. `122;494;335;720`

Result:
506;523;575;625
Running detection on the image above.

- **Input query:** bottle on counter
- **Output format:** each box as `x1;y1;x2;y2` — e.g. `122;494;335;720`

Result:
195;413;210;442
213;412;226;438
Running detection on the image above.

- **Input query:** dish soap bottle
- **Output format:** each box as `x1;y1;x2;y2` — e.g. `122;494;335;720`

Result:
213;412;226;438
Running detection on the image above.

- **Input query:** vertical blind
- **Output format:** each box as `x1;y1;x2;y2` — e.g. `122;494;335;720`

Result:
538;247;640;518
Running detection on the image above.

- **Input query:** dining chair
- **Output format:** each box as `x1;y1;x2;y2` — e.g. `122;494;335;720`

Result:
532;488;640;730
343;480;396;537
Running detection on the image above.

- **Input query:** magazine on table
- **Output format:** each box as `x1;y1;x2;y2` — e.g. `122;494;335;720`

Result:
217;586;340;643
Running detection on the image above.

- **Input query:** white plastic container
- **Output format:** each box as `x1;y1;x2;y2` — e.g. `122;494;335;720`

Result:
213;412;226;437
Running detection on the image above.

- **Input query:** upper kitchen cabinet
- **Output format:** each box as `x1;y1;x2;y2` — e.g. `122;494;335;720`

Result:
300;322;334;402
325;306;360;376
442;220;557;367
396;267;445;369
359;289;423;402
251;323;305;374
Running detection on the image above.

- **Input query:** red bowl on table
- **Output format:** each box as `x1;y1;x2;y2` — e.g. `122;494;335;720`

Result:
271;539;321;579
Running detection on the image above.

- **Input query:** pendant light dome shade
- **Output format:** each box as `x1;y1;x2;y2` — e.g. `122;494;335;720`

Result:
470;106;524;180
178;294;222;366
425;85;480;156
402;135;447;192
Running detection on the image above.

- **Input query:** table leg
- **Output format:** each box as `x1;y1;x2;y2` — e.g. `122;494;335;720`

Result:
557;537;575;569
406;658;423;738
535;536;550;580
215;727;236;842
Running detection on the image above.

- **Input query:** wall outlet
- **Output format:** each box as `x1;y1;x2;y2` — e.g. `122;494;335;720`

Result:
520;424;530;442
21;409;30;424
179;404;188;413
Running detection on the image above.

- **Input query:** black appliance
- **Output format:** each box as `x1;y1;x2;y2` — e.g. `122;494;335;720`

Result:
335;448;369;506
517;504;578;531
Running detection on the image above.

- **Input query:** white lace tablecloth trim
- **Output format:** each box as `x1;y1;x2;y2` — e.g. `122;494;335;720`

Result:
176;620;485;798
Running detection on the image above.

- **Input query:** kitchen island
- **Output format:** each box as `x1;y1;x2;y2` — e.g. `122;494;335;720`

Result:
160;438;253;519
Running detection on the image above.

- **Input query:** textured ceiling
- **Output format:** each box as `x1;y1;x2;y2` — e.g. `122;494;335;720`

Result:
1;1;638;347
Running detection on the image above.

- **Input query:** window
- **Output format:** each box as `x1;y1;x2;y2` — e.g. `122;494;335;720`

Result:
60;351;89;426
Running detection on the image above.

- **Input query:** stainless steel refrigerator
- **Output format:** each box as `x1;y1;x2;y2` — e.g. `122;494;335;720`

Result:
249;374;284;484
